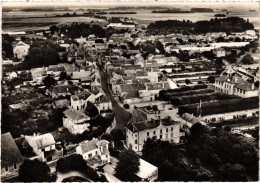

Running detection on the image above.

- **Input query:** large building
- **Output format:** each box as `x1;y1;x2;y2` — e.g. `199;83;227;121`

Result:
214;74;258;98
126;114;184;152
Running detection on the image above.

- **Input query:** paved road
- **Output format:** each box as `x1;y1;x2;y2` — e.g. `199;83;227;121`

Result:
98;64;132;130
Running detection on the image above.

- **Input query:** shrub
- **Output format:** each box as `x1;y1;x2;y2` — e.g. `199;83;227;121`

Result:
123;104;130;109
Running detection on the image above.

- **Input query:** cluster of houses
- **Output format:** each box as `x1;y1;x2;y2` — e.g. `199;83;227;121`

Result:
1;15;259;182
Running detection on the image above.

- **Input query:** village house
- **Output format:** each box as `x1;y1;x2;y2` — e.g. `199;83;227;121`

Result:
126;115;184;152
1;133;24;180
46;84;83;99
63;108;91;134
13;41;30;60
24;133;63;173
76;138;110;168
71;90;96;111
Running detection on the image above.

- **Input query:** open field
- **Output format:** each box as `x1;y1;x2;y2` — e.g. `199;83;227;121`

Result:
2;17;108;32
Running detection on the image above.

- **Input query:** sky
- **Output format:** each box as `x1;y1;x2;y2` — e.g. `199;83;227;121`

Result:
2;1;259;11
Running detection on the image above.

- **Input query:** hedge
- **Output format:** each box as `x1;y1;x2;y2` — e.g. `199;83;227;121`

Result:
171;92;239;106
161;89;214;101
178;96;259;116
159;85;208;100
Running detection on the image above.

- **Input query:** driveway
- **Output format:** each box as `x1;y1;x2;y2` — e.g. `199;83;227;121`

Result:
98;65;132;130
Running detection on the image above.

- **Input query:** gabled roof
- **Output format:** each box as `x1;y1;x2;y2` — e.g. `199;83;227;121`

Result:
64;108;89;122
78;138;99;154
71;90;92;101
127;117;178;132
1;132;24;168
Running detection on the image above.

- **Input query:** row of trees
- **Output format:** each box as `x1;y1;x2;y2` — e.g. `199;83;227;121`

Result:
178;96;259;116
147;17;254;34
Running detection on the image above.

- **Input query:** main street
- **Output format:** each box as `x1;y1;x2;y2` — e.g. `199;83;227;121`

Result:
97;64;132;130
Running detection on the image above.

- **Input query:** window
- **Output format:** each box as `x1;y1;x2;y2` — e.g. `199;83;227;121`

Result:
153;131;156;135
135;140;138;144
96;151;98;155
171;127;173;131
88;153;92;158
14;163;17;170
106;155;108;158
166;128;168;132
160;135;162;139
160;129;162;133
5;166;8;172
147;132;149;136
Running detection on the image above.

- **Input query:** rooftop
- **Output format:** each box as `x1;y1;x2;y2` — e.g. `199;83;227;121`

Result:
1;132;24;168
127;117;179;132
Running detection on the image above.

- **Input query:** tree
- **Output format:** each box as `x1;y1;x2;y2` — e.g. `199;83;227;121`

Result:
111;129;124;142
188;123;206;142
185;79;191;84
115;150;140;181
101;133;113;142
217;37;225;42
241;54;254;65
26;40;62;67
19;159;54;182
223;126;231;132
59;71;68;80
85;101;99;117
207;76;215;83
43;75;57;88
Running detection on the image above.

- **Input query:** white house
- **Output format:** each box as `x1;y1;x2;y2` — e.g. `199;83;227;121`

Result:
63;108;90;134
13;41;30;60
214;74;259;98
126;115;184;152
76;139;110;167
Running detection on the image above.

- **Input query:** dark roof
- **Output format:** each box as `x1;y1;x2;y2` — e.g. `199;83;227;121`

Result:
1;132;24;168
127;118;179;133
48;85;82;94
71;90;92;101
100;95;110;103
216;75;258;91
79;139;99;154
64;108;89;122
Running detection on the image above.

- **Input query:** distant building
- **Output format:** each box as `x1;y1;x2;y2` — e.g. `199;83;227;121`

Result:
214;74;258;98
76;139;110;168
1;133;24;179
63;108;90;134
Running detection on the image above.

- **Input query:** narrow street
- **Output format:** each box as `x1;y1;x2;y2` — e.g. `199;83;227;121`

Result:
98;64;132;130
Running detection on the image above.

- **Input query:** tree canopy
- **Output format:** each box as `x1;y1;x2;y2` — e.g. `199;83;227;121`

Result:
142;123;258;181
19;159;54;182
115;150;140;181
26;40;62;67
